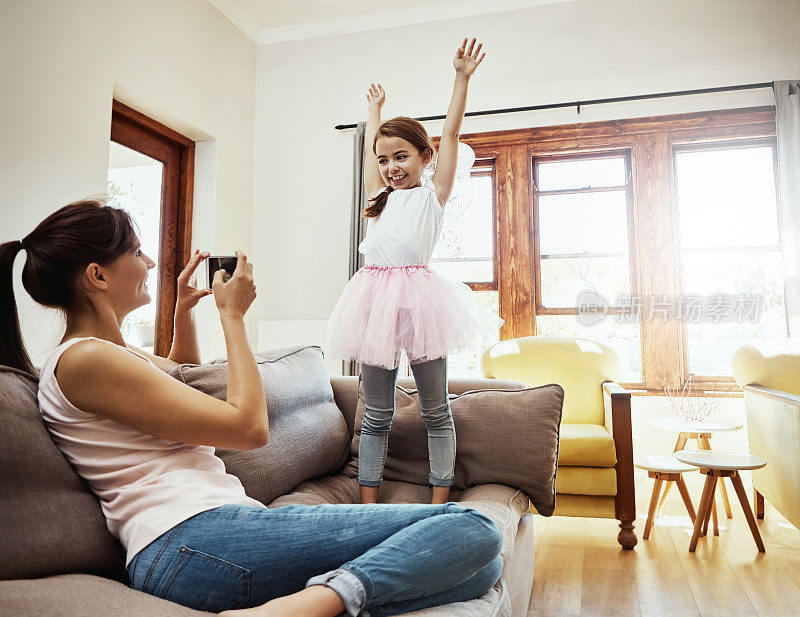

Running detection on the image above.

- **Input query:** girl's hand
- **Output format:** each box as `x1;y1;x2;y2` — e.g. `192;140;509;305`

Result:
453;37;485;79
176;249;213;311
366;83;385;111
212;250;257;318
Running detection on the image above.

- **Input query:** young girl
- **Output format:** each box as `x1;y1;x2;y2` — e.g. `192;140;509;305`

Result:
0;199;502;616
328;38;497;506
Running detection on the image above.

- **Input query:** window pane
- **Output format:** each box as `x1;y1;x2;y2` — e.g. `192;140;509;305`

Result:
429;260;493;284
681;251;786;375
108;142;163;354
535;316;641;381
537;157;626;191
539;191;629;255
541;256;631;307
431;174;494;282
675;147;779;249
446;291;501;378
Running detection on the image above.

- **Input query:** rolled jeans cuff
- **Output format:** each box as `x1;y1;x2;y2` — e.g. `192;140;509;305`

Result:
429;473;455;487
306;568;367;617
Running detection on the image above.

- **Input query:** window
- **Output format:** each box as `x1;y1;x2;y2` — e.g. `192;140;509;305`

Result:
108;101;195;357
533;154;641;381
674;142;785;377
429;160;501;377
457;105;780;392
108;145;164;353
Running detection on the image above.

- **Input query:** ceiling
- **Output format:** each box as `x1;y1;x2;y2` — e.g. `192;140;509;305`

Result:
207;0;581;44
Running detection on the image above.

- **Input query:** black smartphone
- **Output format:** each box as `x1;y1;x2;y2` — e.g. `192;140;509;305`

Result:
207;255;237;288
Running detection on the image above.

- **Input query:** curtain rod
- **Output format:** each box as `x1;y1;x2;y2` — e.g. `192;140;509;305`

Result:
334;81;774;130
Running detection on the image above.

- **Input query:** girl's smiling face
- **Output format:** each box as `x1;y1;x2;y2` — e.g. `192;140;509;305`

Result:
375;136;432;190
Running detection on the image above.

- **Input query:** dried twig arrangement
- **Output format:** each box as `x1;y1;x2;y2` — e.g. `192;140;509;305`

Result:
663;375;734;422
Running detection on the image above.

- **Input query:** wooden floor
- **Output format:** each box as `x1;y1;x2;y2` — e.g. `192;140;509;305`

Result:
527;468;800;617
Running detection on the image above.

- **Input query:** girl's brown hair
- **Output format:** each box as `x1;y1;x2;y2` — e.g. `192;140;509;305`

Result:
363;116;434;218
0;197;139;373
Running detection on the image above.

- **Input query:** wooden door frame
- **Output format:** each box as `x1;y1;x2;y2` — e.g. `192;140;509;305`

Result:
110;100;195;357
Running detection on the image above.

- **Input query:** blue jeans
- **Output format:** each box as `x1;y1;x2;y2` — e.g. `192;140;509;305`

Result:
359;357;455;487
127;502;503;616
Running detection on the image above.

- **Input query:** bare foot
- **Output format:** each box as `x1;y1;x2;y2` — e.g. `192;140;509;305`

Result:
431;485;450;504
219;585;344;617
360;484;379;504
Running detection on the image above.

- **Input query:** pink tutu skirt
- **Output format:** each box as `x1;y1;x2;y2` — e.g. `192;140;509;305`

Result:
327;264;503;369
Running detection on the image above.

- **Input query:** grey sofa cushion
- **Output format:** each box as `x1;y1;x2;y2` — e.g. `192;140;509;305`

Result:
345;381;564;516
0;366;125;580
170;346;350;506
0;574;207;616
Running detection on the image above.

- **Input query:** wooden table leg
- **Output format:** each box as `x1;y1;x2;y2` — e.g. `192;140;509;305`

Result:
731;472;765;552
644;477;663;539
657;433;689;516
702;476;717;536
696;436;719;532
690;473;717;552
676;475;696;522
701;435;732;518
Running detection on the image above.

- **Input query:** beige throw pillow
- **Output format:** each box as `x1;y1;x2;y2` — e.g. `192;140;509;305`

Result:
344;380;564;515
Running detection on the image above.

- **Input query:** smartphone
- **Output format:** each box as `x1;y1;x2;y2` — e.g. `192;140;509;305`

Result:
207;255;237;288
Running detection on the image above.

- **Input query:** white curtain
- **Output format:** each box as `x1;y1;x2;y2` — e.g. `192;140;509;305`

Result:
345;122;368;375
774;81;800;338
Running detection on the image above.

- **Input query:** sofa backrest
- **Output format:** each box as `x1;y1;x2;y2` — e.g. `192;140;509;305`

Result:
330;375;525;438
0;365;126;580
170;346;351;506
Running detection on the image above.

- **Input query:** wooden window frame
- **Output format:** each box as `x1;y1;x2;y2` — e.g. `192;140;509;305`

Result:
456;106;777;395
110;100;195;357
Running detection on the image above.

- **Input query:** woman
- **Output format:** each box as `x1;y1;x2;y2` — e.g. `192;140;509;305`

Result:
0;197;503;617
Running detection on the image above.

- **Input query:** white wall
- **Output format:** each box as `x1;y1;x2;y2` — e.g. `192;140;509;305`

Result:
250;0;797;421
1;0;256;363
252;0;798;332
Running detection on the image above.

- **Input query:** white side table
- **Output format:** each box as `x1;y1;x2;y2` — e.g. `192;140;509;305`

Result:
649;417;743;524
634;455;697;539
675;450;767;553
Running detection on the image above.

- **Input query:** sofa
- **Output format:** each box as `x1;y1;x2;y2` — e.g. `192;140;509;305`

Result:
0;345;564;617
732;340;800;529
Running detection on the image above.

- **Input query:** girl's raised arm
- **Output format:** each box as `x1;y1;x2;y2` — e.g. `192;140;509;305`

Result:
432;38;485;207
364;83;387;199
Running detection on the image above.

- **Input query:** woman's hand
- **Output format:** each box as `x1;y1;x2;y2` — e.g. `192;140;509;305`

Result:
453;37;485;79
212;250;257;319
176;249;213;312
366;83;385;111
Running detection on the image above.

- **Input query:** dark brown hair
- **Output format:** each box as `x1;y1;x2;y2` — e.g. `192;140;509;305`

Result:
0;197;139;373
363;116;434;218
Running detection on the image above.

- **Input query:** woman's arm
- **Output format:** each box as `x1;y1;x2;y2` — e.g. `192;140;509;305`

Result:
129;250;211;371
364;83;388;199
432;38;485;206
168;249;212;364
58;251;268;450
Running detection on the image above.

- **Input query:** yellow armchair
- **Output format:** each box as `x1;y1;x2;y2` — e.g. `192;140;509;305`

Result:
732;340;800;529
481;336;637;549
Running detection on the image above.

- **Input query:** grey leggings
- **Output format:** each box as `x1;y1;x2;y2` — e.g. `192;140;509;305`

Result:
359;357;455;488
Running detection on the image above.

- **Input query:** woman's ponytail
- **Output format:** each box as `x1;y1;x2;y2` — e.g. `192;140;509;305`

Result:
0;197;139;374
0;240;34;374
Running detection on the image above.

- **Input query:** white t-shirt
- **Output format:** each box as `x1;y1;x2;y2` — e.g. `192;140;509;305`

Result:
358;178;444;267
37;337;265;565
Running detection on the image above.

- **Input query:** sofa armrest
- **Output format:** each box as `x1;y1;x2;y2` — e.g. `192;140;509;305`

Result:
744;384;800;407
602;381;635;524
